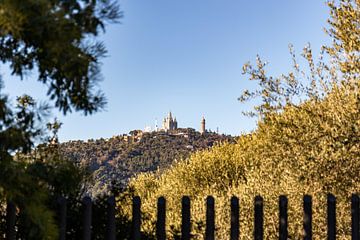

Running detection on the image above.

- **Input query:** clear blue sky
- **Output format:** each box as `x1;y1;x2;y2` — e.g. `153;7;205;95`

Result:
2;0;329;142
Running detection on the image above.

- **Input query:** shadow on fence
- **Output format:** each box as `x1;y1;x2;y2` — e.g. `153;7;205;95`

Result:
3;194;360;239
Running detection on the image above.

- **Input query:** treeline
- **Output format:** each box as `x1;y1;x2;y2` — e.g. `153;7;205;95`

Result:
59;128;235;198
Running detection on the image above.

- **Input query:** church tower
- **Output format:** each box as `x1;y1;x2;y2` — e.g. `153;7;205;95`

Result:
162;111;178;131
200;116;206;134
173;117;178;129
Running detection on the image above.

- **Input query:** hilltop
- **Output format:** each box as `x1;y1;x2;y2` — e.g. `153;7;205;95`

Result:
118;82;360;239
59;128;235;197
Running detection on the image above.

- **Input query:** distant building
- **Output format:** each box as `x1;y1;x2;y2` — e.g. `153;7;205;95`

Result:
122;130;144;143
162;112;178;131
200;116;206;134
155;112;207;134
144;126;152;132
154;119;159;132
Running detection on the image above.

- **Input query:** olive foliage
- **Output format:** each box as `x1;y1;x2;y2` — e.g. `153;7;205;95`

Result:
117;0;360;239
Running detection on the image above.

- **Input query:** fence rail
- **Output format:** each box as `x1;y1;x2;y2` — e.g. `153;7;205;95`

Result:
4;194;360;239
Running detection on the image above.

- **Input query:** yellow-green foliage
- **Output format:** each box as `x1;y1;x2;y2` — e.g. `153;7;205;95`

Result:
117;84;360;239
117;0;360;238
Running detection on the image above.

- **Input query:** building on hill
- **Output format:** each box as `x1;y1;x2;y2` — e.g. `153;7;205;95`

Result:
159;112;207;134
162;111;178;131
122;130;144;143
200;116;206;134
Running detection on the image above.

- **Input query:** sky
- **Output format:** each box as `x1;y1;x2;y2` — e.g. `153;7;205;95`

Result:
2;0;330;142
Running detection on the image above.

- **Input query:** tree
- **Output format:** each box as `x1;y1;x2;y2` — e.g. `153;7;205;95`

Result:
0;0;121;114
0;0;121;238
238;0;359;119
327;0;360;76
117;0;360;238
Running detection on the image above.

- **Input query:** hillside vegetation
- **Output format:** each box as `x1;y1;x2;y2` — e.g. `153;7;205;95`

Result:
117;0;360;238
59;129;234;197
118;82;360;239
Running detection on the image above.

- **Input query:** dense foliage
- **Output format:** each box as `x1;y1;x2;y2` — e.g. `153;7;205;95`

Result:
0;0;120;114
117;0;360;239
0;0;120;238
60;129;234;198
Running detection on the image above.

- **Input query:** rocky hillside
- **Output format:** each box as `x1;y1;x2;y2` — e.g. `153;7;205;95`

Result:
59;128;235;197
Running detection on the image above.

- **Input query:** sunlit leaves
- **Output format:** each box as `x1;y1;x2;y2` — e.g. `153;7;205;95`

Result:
326;0;360;76
118;0;360;239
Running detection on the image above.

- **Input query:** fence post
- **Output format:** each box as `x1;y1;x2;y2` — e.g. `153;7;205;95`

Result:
132;196;141;240
303;195;312;240
254;196;263;240
181;196;191;240
82;196;92;240
230;196;239;240
106;196;116;240
156;197;166;240
205;196;215;240
279;195;288;240
327;194;336;240
352;194;359;240
6;201;16;240
58;196;67;240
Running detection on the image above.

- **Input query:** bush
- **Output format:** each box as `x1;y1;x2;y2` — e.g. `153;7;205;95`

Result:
117;83;359;239
117;0;360;238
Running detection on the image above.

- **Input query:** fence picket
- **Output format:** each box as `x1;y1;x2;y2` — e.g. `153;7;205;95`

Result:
206;196;215;240
254;196;263;240
82;196;92;240
230;196;239;240
5;194;360;239
58;197;67;240
132;196;141;240
156;197;166;240
6;201;16;240
327;194;336;240
181;196;191;240
106;196;116;240
279;195;288;240
352;194;359;240
303;195;312;240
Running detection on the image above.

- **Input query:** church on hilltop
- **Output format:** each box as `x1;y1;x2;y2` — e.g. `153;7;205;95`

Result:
160;111;206;134
129;112;209;143
162;111;178;131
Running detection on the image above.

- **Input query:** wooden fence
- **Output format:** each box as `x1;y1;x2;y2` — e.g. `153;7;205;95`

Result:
4;194;360;239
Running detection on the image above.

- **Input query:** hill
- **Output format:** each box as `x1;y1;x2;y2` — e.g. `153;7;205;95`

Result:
118;83;360;239
59;128;235;197
116;0;360;237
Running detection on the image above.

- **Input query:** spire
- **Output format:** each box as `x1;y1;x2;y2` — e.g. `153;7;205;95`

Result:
155;118;158;131
162;111;178;130
200;116;206;134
